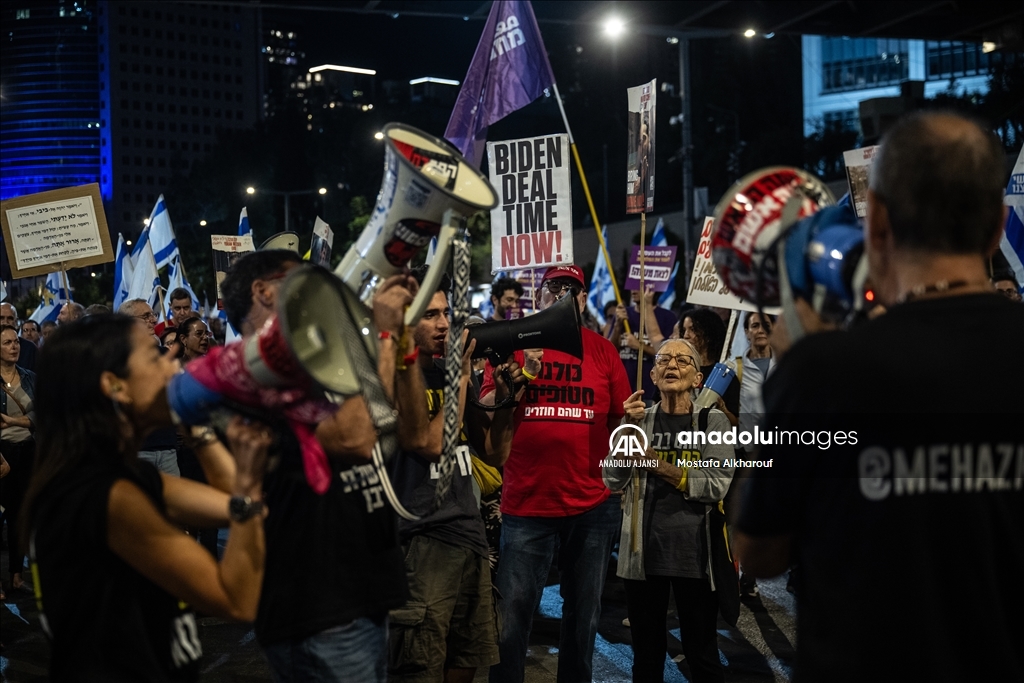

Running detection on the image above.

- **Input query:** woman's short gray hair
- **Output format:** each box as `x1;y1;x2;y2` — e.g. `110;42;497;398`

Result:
656;337;702;366
654;338;704;399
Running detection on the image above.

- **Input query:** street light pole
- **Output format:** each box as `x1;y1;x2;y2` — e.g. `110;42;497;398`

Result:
245;187;327;232
679;38;694;291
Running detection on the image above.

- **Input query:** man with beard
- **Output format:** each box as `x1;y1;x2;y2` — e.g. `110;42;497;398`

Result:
388;266;520;683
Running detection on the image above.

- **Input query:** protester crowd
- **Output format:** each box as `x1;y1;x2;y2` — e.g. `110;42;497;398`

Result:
1;111;1022;683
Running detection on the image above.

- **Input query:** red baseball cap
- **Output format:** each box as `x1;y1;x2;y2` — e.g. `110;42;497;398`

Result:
541;265;585;288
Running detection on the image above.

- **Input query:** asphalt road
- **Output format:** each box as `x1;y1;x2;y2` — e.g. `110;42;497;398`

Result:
1;535;796;682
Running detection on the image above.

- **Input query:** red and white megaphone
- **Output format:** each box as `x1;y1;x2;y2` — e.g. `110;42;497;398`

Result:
334;123;498;325
168;265;383;494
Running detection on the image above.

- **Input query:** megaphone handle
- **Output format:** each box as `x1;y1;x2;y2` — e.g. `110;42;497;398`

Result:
404;218;461;327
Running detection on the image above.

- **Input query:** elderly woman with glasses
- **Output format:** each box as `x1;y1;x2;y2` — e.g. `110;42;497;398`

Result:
604;338;736;683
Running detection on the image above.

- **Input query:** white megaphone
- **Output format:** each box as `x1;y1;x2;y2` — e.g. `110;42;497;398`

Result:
335;123;498;326
260;231;301;252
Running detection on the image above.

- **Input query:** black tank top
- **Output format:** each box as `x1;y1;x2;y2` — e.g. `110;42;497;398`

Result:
31;460;201;682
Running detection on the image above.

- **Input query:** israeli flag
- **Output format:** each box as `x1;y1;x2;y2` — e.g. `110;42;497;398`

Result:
113;233;135;310
147;195;179;269
1002;146;1024;292
587;226;616;325
657;262;680;309
167;255;201;315
29;272;70;323
238;207;251;237
651;217;667;247
647;217;678;308
128;236;161;309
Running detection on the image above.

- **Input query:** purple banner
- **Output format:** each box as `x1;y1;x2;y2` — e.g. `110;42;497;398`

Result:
624;245;677;292
445;0;555;167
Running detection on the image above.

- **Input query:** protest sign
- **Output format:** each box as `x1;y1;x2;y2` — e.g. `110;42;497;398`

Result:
626;79;656;214
843;145;879;218
212;234;255;309
1;184;114;278
687;216;781;313
310;217;334;267
624;246;677;292
487;134;573;273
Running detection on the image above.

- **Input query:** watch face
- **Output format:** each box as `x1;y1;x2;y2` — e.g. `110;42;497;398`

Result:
230;496;261;521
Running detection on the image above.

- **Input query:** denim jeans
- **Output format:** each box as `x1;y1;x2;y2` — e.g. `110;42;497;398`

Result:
263;615;388;683
137;449;179;476
490;496;621;683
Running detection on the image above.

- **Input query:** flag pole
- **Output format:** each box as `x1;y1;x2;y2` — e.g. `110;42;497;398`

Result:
551;81;632;335
59;264;72;303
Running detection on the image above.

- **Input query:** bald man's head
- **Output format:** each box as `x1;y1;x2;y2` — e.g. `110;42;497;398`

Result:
0;303;17;327
869;112;1005;255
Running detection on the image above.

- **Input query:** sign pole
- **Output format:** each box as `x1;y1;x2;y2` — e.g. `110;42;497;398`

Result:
635;212;648;393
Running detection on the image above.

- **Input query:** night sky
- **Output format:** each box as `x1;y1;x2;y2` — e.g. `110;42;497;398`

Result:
255;4;774;224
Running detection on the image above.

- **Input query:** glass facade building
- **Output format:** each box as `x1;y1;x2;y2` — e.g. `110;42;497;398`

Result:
802;35;1002;136
0;0;102;200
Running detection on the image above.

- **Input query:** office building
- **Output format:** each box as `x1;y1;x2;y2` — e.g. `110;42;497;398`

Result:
98;1;262;238
802;35;1009;135
1;0;101;200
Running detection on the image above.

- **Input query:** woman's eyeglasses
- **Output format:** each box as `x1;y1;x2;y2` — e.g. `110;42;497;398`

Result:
654;353;698;369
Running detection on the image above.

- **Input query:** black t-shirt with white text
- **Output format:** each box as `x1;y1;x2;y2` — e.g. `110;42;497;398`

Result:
737;293;1024;682
389;360;488;556
643;410;707;578
257;421;408;646
32;460;201;682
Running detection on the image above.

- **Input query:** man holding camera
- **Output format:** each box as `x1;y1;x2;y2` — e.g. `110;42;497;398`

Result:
735;112;1024;681
482;265;632;683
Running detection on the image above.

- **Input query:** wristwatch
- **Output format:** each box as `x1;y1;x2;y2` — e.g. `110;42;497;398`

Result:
228;495;265;522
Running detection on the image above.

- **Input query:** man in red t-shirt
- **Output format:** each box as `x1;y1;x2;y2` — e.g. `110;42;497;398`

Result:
482;265;631;683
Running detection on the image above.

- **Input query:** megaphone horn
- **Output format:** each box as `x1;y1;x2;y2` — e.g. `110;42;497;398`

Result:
467;293;584;364
259;231;301;253
334;123;498;324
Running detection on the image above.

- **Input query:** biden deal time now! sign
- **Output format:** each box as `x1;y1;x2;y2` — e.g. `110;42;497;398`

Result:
487;133;573;273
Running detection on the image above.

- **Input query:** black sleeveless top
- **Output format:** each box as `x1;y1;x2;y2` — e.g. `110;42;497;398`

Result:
31;459;201;682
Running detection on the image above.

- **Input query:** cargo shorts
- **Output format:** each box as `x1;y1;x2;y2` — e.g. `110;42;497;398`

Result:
387;535;500;681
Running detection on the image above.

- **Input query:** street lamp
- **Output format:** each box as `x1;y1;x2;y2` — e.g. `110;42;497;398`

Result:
199;219;207;227
243;186;329;232
374;131;385;140
603;17;625;39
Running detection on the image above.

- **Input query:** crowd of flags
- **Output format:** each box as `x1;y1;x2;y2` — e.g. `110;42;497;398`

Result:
111;194;201;328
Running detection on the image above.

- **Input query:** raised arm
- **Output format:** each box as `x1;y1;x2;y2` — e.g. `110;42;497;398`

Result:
109;417;271;622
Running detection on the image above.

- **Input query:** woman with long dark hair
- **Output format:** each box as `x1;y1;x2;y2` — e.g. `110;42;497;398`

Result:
1;324;35;598
21;315;271;681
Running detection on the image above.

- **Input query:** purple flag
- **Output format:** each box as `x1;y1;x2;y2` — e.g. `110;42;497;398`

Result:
445;0;555;167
